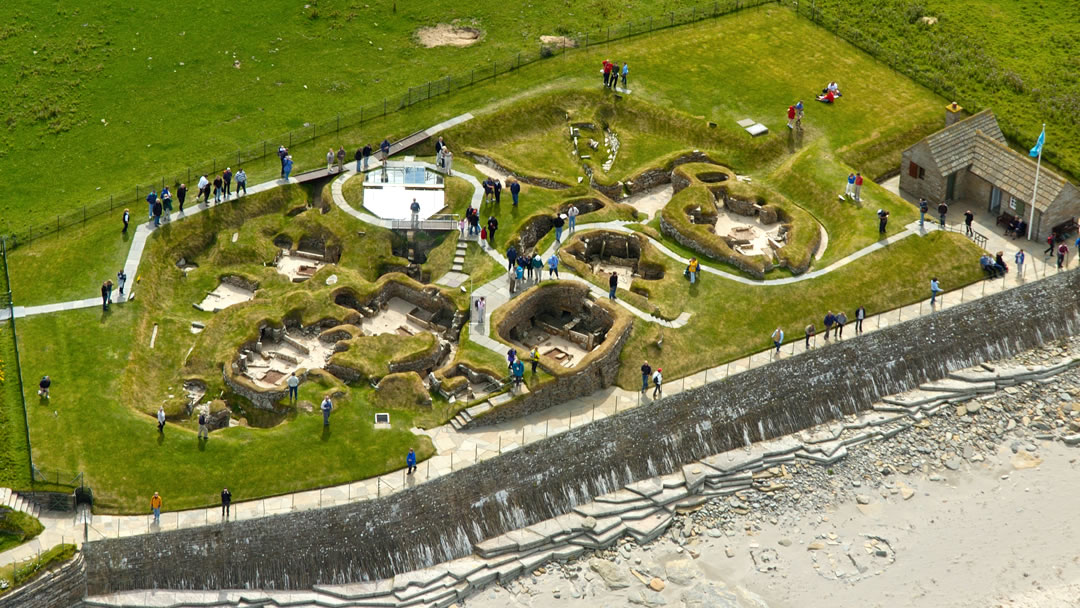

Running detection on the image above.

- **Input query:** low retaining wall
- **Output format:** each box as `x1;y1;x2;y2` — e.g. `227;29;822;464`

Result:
82;271;1080;594
0;553;85;608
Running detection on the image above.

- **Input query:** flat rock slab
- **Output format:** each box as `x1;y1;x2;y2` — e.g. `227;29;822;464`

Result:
626;478;664;497
626;510;674;544
735;118;756;127
746;123;769;137
317;579;394;599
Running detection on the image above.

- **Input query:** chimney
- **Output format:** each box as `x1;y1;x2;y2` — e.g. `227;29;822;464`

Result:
945;102;965;127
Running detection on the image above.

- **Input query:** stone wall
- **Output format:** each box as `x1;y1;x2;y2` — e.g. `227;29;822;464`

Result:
0;553;85;608
387;339;450;375
82;271;1080;595
469;316;632;426
468;153;571;190
591;151;719;200
658;213;768;278
899;141;945;204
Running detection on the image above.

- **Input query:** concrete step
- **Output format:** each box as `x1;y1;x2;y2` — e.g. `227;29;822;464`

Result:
451;264;464;272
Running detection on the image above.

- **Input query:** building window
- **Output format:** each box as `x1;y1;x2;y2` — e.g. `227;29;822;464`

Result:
908;162;925;180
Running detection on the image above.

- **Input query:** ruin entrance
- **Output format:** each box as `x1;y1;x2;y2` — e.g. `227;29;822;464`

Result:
564;231;665;283
500;285;615;370
195;277;256;312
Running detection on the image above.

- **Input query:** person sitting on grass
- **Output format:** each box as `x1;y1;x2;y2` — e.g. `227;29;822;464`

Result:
980;254;1003;278
38;375;51;399
816;89;836;104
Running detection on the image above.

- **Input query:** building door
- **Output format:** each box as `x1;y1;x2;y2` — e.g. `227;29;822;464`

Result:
988;186;1002;214
946;172;957;201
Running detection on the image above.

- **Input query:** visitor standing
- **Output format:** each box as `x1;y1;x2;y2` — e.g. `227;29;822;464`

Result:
152;198;163;227
235;169;247;196
221;488;231;519
621;62;629;89
918;198;928;229
510;179;520;206
157;406;166;433
652;368;663;399
823;311;835;340
787;105;796;129
406;449;417;475
567;204;579;233
835;311;847;338
487;216;499;245
177;183;187;212
877;209;889;234
410;198;421;229
805;323;815;348
122;208;130;234
197;411;209;440
337;146;346;173
321;397;333;427
117;270;127;297
1057;242;1069;269
278;145;288;176
283;155;294;180
530;347;540;374
602;60;612;87
553;214;565;242
771;327;784;354
547;253;559;279
511;359;525;390
150;492;162;525
844;173;855;199
608;271;618;300
506;244;517;272
482;178;493;204
1015;249;1025;277
161;187;173;221
494;179;502;204
640;361;652;395
362;143;372;170
101;280;111;311
434;136;444;160
146;189;157;221
198;175;210;204
326;148;335;171
855;306;865;334
355;147;364;172
937;201;948;228
930;277;942;306
223;168;232;197
531;253;542;282
213;174;223;203
687;257;700;284
964;210;974;236
288;372;299;402
443;149;453;176
853;173;863;201
380;137;391;161
459;217;466;238
507;347;517;367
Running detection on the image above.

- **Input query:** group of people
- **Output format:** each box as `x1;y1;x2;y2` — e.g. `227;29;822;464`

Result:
505;244;561;292
770;306;868;354
979;251;1016;278
434;136;454;175
602;60;629;90
505;347;543;391
916;198;954;230
639;361;663;399
326;146;348;173
816;81;842;104
278;146;295;179
785;101;805;130
844;172;863;202
100;270;127;310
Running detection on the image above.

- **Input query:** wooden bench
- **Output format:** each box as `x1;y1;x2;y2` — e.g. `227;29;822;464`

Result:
996;211;1017;227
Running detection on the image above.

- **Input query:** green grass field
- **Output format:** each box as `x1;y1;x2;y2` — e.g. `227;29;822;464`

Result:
806;0;1080;181
0;4;1021;512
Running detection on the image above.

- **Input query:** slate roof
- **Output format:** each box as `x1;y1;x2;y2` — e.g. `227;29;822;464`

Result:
924;109;1006;176
969;131;1071;211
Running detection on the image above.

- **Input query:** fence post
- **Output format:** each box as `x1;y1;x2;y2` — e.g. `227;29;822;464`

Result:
585;32;589;48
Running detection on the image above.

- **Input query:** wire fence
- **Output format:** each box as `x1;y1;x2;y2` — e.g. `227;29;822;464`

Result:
1;0;778;252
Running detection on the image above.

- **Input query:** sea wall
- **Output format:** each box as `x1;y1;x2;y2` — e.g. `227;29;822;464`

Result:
83;270;1080;594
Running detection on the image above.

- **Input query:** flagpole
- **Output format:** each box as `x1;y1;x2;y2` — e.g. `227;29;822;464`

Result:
1026;123;1044;241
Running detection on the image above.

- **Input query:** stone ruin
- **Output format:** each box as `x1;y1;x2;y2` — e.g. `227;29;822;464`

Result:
714;189;789;258
272;235;339;283
194;275;257;312
498;283;614;369
232;323;338;391
436;364;503;403
333;281;461;340
563;231;665;288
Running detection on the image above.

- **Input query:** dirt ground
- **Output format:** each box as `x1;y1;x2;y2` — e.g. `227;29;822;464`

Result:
416;24;483;48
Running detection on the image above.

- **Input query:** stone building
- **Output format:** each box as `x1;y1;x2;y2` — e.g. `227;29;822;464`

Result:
900;106;1080;242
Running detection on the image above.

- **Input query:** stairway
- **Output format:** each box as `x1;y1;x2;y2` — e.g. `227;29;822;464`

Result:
0;487;41;518
450;235;467;273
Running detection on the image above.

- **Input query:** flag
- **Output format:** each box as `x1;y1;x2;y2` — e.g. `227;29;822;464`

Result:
1029;127;1045;158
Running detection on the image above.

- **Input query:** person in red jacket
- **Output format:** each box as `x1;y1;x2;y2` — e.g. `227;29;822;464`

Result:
787;105;796;129
602;60;612;87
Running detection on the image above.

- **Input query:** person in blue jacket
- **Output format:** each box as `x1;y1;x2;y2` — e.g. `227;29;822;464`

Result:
406;449;417;475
